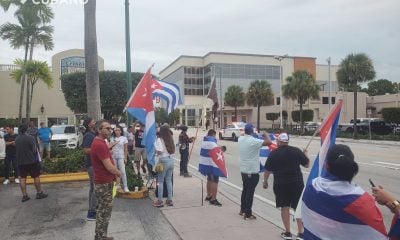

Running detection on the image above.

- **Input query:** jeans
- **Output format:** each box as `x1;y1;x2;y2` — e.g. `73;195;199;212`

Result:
4;155;19;179
179;148;189;174
113;157;128;189
240;173;260;217
157;156;174;201
87;166;98;212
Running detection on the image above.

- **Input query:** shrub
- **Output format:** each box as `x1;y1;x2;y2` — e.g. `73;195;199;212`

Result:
291;109;314;123
41;148;85;174
125;160;143;191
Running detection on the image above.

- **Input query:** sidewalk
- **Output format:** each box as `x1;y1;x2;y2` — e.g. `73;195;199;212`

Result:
154;168;283;240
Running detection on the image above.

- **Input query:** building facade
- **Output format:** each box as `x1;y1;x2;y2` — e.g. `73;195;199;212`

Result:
0;49;104;126
159;52;349;128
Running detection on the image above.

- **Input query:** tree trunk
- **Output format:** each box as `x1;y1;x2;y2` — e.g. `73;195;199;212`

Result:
353;86;358;139
18;38;30;124
300;97;304;134
257;104;260;132
25;40;35;122
234;105;237;122
84;0;101;120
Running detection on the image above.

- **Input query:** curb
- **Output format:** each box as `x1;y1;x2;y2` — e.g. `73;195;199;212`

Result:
116;187;149;199
29;172;88;184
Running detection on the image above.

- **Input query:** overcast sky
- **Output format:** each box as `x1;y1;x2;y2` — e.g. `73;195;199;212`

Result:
1;0;399;81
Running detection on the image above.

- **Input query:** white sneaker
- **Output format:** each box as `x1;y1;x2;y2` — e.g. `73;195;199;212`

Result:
124;187;130;193
15;179;20;184
3;179;10;185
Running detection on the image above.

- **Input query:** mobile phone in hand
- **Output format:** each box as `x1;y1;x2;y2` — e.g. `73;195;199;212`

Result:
369;178;375;187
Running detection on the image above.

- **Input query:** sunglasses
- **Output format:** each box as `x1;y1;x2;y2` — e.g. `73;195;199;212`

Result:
102;127;111;130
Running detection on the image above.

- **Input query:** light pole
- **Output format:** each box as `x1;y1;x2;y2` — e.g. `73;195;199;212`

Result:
212;64;223;129
274;54;288;129
327;57;331;110
125;0;132;125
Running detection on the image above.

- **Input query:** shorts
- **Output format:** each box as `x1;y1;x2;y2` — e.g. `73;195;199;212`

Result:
128;145;134;155
19;163;41;179
273;182;304;210
207;174;219;183
39;142;51;152
134;148;147;162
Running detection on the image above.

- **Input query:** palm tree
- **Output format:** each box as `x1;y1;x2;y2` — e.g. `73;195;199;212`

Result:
224;85;245;122
282;70;319;133
11;59;53;116
246;80;274;131
1;0;53;123
337;53;375;139
84;0;101;119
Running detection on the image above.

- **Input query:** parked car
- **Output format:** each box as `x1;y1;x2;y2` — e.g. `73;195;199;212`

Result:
393;125;400;135
218;122;257;141
51;125;78;149
339;118;392;135
304;122;321;132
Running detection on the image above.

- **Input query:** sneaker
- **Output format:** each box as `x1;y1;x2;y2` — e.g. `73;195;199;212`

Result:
22;195;30;202
123;187;130;193
36;191;48;199
209;199;222;207
239;210;244;216
86;211;96;221
153;200;164;208
179;172;184;176
183;173;192;178
281;232;292;240
243;214;256;220
296;233;304;240
166;199;174;206
3;179;10;185
15;178;20;184
205;196;212;201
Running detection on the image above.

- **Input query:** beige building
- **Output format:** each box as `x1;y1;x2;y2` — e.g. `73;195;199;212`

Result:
367;93;400;119
159;52;388;128
0;49;104;126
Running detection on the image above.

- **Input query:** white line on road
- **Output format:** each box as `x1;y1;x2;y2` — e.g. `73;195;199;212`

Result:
375;161;400;167
358;161;400;171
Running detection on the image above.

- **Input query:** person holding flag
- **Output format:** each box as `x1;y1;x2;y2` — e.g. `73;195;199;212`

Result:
238;123;272;220
301;144;387;240
263;133;310;240
199;129;227;207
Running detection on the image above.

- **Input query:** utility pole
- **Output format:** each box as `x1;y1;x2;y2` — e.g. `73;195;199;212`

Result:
125;0;132;125
327;57;331;111
274;54;288;129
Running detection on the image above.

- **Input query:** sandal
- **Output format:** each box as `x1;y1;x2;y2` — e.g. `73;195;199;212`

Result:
153;200;164;208
166;199;174;206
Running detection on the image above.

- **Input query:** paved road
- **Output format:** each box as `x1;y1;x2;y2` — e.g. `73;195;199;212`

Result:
172;128;400;230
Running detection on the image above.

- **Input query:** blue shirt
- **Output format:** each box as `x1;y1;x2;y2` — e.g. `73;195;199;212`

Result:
38;127;52;143
238;134;264;173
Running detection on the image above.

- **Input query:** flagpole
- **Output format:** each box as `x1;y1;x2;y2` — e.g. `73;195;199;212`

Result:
189;115;202;161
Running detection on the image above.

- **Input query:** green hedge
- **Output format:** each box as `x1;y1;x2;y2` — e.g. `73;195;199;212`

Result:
41;149;85;174
125;160;144;190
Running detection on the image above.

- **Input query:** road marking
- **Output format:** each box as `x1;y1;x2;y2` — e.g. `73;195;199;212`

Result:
358;161;400;171
375;161;400;167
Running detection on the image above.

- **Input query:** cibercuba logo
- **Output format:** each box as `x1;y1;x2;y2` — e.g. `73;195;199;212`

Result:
23;0;88;5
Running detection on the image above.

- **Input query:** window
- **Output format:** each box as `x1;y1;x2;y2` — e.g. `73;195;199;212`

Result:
322;97;329;104
331;97;335;104
276;97;281;105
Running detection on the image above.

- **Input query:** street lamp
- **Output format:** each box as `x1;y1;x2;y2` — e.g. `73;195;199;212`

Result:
274;54;288;129
212;64;223;129
125;0;133;125
40;104;45;114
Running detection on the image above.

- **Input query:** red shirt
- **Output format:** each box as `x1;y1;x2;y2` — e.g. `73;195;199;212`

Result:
90;137;115;184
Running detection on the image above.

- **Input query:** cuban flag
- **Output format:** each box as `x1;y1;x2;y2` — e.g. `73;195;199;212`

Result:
125;66;156;167
199;136;227;178
301;99;388;239
258;133;278;172
151;79;182;114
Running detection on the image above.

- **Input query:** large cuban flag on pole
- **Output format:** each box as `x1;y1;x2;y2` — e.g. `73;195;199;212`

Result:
125;66;156;167
199;136;227;178
151;79;182;114
300;99;388;239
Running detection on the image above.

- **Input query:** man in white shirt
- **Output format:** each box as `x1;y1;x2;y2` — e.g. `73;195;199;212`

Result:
238;123;272;220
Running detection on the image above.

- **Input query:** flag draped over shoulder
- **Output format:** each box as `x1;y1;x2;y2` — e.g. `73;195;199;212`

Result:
302;176;387;240
199;136;227;178
207;77;219;119
151;79;182;114
258;133;278;172
125;67;156;166
301;99;388;239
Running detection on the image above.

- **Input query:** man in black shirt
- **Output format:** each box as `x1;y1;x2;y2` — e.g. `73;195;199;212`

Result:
3;125;19;184
263;133;309;240
16;123;48;202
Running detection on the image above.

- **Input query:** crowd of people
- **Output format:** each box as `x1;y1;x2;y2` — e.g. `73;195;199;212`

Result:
1;118;399;240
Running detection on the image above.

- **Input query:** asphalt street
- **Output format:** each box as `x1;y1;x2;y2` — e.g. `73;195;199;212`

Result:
172;128;400;231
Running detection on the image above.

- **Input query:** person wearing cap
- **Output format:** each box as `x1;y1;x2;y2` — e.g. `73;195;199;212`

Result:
238;123;272;220
263;132;310;240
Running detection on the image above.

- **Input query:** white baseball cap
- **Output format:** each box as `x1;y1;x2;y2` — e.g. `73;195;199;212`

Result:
278;133;289;142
